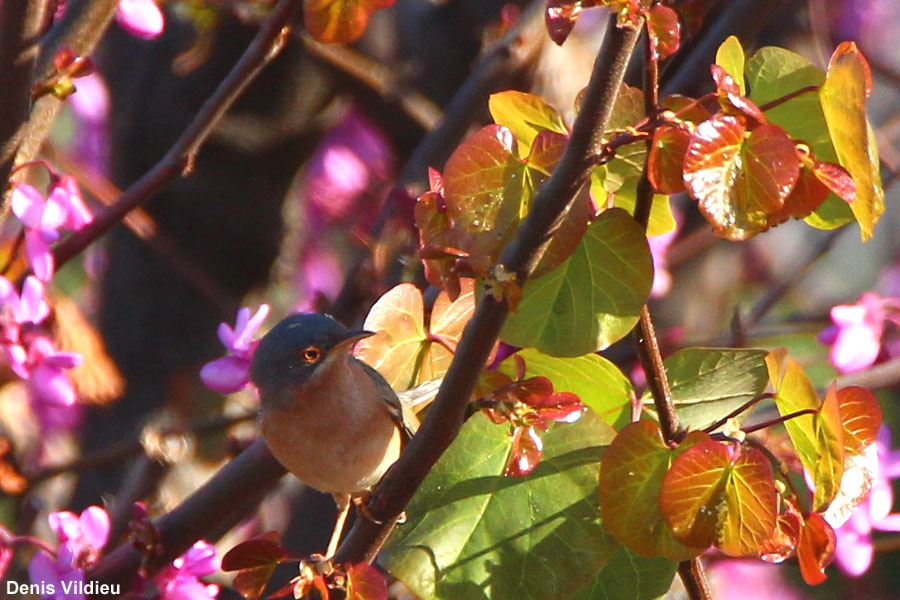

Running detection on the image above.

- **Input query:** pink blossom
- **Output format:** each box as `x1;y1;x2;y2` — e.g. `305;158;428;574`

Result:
707;560;802;600
27;506;110;599
116;0;165;39
11;181;93;282
200;305;269;394
19;336;83;408
155;541;220;600
821;292;893;373
831;426;900;576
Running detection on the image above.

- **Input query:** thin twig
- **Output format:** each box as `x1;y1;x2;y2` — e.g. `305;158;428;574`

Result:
740;408;819;435
299;34;442;131
333;14;643;566
702;392;776;434
49;0;301;273
835;356;900;391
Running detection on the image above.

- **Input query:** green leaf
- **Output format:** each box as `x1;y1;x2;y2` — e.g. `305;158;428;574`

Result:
381;412;619;600
489;91;568;155
715;36;746;95
657;348;770;431
497;348;634;428
593;169;676;237
745;46;854;230
501;208;653;357
812;384;845;512
819;42;884;241
571;546;677;600
765;350;819;476
598;421;709;561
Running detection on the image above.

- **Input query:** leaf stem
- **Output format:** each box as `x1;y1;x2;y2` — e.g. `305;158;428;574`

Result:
702;392;776;434
741;408;819;435
758;85;820;112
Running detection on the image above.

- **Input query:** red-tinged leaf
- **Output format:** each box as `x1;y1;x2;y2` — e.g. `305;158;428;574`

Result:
234;567;278;600
737;125;800;214
222;533;288;571
813;384;845;512
814;161;856;204
647;125;690;194
415;189;462;297
710;64;767;126
661;94;713;124
659;441;731;549
505;425;543;477
823;439;877;528
313;574;331;600
545;0;582;46
443;125;526;260
797;512;836;585
717;446;778;556
599;421;709;560
266;579;296;599
488;91;568;155
346;563;388;600
819;41;884;241
772;164;829;225
759;504;802;563
427;167;443;195
303;0;395;44
531;392;585;423
646;4;680;60
837;386;881;453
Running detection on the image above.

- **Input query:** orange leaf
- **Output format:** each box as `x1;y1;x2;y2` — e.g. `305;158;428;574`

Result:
797;512;836;585
304;0;395;44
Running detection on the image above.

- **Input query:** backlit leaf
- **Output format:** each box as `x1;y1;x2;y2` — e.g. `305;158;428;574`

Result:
647;125;690;195
545;0;583;46
819;41;884;241
797;512;836;585
717;446;778;556
745;46;853;230
766;351;819;477
505;425;544;476
812;384;845;512
646;4;680;60
381;412;619;600
658;348;769;431
715;36;746;95
837;386;881;453
347;563;388;600
304;0;395;44
501;208;653;356
598;421;709;560
498;348;634;428
734;124;799;214
489;91;568;155
222;533;290;600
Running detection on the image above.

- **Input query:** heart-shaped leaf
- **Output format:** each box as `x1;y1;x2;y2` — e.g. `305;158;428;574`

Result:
598;420;709;560
819;41;884;241
646;4;680;60
380;412;619;600
647;125;690;195
501;208;653;356
488;91;568;155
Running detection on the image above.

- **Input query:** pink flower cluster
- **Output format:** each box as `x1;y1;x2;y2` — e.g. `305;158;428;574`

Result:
11;178;92;282
200;305;269;394
28;506;110;600
820;290;900;374
116;0;165;39
0;276;82;424
154;541;221;600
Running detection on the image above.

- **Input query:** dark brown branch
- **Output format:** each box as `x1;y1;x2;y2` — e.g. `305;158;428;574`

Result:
333;15;643;565
49;0;301;272
678;558;712;600
89;440;286;590
5;0;119;210
0;0;50;192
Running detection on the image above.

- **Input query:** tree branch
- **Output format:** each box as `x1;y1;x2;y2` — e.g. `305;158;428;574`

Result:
49;0;301;273
333;14;642;565
0;0;50;193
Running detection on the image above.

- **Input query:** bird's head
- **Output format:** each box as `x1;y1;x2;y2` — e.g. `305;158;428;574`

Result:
250;313;373;410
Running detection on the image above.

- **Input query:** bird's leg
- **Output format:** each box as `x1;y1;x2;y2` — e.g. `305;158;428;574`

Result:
326;494;351;558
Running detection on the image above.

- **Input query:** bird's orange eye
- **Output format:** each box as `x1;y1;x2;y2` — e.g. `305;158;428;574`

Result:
300;346;322;363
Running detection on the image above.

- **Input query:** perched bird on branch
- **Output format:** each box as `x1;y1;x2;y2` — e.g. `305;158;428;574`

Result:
250;312;417;556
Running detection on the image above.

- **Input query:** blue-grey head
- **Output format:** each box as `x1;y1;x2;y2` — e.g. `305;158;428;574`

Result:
250;313;372;410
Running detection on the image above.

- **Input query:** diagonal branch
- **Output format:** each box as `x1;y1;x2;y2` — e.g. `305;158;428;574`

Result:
333;14;643;565
49;0;302;273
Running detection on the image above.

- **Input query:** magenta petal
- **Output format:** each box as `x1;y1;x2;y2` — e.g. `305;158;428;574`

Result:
116;0;165;39
199;356;250;394
79;506;110;550
11;184;46;229
30;364;77;407
49;511;81;542
180;541;220;576
44;351;83;369
834;527;873;577
161;575;219;600
6;344;29;378
25;232;54;282
232;304;269;351
19;276;50;324
41;190;69;232
831;324;880;373
28;551;62;590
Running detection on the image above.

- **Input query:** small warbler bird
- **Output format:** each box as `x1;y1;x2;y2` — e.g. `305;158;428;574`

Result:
249;313;416;556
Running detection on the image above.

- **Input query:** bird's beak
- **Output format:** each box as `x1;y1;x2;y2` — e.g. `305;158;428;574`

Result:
329;330;376;355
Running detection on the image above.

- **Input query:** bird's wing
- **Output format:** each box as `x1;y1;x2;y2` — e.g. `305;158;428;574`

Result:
354;358;418;442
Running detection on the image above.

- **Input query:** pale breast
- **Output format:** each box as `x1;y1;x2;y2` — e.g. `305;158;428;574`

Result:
259;356;403;495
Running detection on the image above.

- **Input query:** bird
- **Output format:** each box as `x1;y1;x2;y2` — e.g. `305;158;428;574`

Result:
249;312;416;557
